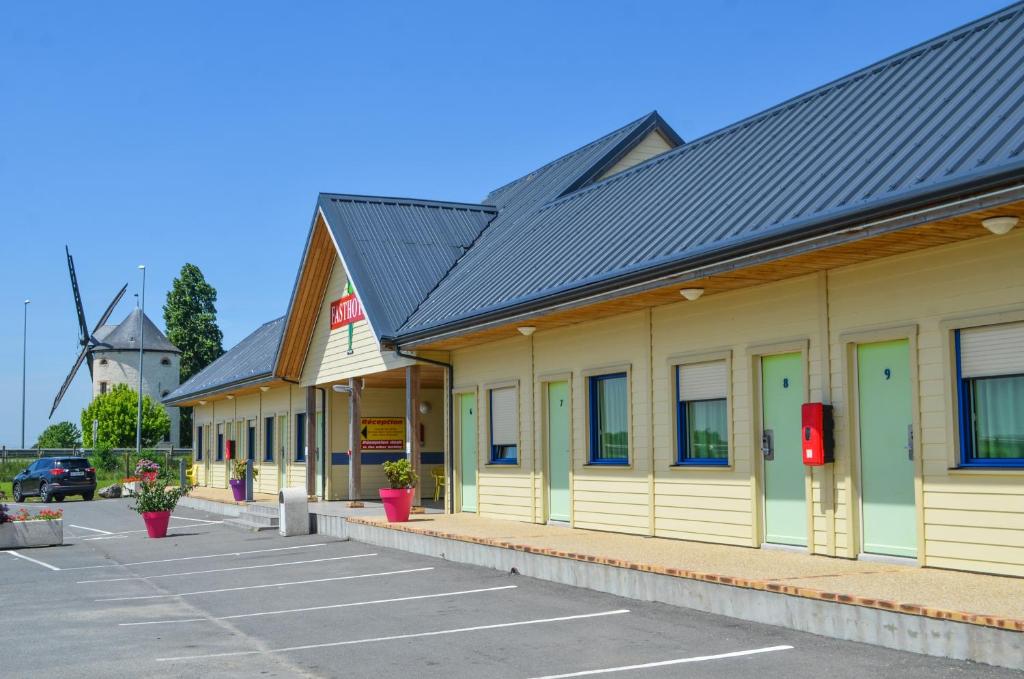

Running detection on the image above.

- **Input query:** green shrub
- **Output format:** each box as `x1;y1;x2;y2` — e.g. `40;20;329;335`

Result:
90;444;120;472
381;458;418;489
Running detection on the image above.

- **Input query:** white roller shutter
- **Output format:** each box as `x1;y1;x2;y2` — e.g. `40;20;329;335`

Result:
961;322;1024;378
490;387;518;446
679;361;728;401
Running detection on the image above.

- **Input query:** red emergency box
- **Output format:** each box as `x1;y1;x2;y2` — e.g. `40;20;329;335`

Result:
801;403;834;466
225;439;235;460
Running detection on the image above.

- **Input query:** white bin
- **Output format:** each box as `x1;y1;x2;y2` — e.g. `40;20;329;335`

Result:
279;487;310;537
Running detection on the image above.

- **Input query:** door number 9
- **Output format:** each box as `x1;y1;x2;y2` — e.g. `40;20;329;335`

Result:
884;368;891;380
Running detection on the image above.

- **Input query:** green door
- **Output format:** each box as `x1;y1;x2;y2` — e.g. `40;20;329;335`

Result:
858;340;916;558
547;381;571;522
762;353;807;547
458;393;478;512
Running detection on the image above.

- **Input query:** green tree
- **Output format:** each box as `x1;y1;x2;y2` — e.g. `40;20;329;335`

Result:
81;384;170;448
34;421;82;449
163;263;224;446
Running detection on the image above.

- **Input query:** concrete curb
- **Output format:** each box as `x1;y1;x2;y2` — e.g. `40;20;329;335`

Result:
342;520;1023;670
178;496;243;517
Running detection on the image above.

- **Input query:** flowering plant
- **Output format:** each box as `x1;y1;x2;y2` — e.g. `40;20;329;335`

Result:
230;459;259;481
0;505;62;523
122;476;141;484
130;477;192;514
134;459;160;475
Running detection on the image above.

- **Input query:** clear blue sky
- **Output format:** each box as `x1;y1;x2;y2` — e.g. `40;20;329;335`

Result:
0;0;1009;446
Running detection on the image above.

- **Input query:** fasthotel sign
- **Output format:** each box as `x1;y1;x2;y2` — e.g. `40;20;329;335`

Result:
330;284;365;353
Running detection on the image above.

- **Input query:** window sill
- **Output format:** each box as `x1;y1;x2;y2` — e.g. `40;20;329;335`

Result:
485;461;519;467
948;466;1024;477
583;462;631;468
669;463;733;471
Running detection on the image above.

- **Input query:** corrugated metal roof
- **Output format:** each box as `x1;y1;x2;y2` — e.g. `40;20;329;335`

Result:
317;194;497;338
484;111;682;229
164;316;284;403
93;309;179;353
399;3;1024;336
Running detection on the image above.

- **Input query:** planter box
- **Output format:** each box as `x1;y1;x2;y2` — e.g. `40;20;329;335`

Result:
0;520;63;549
123;482;137;496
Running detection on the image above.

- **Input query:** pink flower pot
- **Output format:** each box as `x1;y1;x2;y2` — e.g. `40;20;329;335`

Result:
379;487;414;522
229;478;246;501
142;510;171;538
140;471;158;483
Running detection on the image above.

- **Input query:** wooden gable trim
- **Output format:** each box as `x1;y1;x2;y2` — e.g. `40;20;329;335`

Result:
276;214;337;381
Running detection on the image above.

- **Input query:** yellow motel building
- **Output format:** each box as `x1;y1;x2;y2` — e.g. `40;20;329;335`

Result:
167;5;1024;579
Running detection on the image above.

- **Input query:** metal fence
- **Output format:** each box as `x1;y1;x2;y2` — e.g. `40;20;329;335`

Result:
0;447;192;461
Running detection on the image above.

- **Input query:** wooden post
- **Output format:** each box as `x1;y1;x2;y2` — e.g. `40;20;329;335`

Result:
347;377;363;506
406;365;422;506
306;386;317;500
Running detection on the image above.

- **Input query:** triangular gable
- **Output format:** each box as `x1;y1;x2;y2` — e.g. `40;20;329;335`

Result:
596;128;676;181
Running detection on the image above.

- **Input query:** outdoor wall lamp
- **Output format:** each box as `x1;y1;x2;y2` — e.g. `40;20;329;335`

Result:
419;401;432;415
225;394;234;400
259;386;270;392
982;216;1018;235
679;287;704;301
517;326;537;336
332;384;352;394
198;400;207;405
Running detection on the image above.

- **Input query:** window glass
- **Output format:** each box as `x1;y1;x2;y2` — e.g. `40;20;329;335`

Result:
264;417;274;462
589;373;628;464
196;425;204;461
677;361;729;464
247;421;257;461
958;324;1024;466
295;413;307;462
489;386;518;463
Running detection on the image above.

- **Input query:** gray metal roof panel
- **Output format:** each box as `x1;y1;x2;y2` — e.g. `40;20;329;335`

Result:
93;309;179;353
164;316;285;403
399;3;1024;335
317;194;497;338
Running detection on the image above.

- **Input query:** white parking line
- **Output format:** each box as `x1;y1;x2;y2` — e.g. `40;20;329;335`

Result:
79;553;377;583
79;521;224;539
61;543;327;570
169;515;221;524
96;566;434;602
3;550;61;571
527;645;795;678
69;524;113;535
121;585;519;626
156;609;630;661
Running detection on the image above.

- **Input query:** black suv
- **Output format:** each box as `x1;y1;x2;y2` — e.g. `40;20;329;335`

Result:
12;457;96;502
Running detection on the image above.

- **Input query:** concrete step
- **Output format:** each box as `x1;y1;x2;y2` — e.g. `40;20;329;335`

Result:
224;516;278;532
244;503;279;518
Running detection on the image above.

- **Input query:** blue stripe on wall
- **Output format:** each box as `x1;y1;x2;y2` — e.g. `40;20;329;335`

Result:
330;452;444;466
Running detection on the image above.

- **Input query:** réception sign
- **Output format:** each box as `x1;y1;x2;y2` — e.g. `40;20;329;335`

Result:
330;293;365;330
360;417;405;450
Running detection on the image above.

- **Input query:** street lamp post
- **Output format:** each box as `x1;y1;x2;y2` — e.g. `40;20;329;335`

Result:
136;265;146;454
21;299;30;449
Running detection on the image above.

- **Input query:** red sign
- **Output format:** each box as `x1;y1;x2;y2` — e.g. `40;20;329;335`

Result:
330;293;365;329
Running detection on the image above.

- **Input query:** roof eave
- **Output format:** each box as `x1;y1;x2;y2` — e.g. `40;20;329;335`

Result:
393;162;1024;347
163;372;278;407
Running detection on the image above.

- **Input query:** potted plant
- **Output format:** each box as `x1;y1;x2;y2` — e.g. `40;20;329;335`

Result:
379;458;418;522
0;504;64;549
130;478;192;538
229;460;258;501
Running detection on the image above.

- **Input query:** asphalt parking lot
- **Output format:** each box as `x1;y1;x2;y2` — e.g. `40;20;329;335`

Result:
0;500;1016;679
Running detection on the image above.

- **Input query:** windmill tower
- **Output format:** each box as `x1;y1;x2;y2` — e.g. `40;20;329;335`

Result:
50;247;181;447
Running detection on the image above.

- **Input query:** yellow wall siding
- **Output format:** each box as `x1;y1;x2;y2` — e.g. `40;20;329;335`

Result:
301;260;412;386
652;276;825;547
535;311;653;535
598;130;674;181
827;229;1024;574
452;336;535;521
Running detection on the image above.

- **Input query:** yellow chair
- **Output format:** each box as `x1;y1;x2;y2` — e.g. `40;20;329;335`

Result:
185;462;198;486
431;467;446;501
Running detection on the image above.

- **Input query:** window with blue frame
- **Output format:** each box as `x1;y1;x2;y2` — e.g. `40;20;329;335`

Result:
264;416;274;462
196;425;203;461
588;372;629;464
247;421;256;461
295;412;307;462
216;424;224;462
956;323;1024;467
676;360;729;465
489;386;518;464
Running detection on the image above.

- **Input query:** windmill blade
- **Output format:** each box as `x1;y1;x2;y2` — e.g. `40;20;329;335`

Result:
50;345;90;419
66;246;90;346
89;283;128;341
